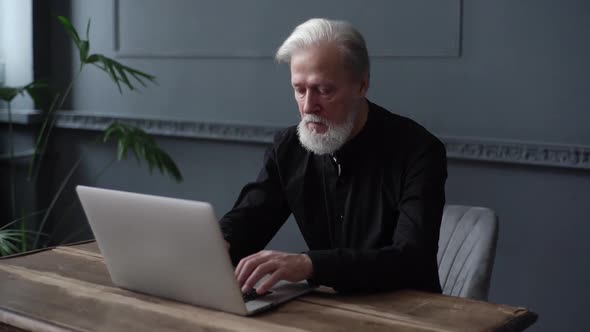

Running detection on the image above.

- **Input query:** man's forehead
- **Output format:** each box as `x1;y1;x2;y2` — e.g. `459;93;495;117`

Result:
291;73;335;86
290;46;348;81
290;43;345;65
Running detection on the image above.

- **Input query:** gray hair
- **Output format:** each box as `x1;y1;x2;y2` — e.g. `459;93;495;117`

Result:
275;18;370;80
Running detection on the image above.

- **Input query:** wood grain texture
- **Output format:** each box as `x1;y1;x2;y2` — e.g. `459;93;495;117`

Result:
52;247;103;261
299;289;537;332
64;241;101;255
1;249;112;287
0;242;537;332
256;300;443;332
0;264;297;332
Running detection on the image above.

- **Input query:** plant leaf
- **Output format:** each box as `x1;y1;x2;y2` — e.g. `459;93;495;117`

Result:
86;54;100;64
125;65;157;87
101;123;183;182
104;58;123;93
1;209;47;231
0;87;20;102
86;18;91;40
90;54;156;93
144;146;156;173
103;124;116;142
0;230;20;256
57;16;81;48
23;81;49;107
79;40;90;64
0;241;14;256
153;152;164;173
117;138;126;160
0;232;22;239
4;239;20;253
158;151;183;182
0;242;9;256
0;81;48;105
114;63;134;91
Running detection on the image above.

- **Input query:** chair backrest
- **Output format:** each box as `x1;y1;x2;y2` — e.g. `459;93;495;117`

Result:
437;205;499;301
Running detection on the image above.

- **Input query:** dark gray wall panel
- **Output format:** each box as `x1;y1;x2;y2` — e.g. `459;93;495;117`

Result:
72;59;299;125
116;0;460;57
69;0;590;146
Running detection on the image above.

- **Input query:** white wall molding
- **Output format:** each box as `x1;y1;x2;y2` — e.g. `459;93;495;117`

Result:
3;110;588;170
41;111;590;171
443;136;590;170
53;111;278;144
0;109;43;124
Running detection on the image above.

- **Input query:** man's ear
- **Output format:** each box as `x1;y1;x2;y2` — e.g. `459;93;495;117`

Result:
358;72;370;97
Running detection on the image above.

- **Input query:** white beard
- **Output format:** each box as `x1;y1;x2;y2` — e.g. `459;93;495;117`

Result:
296;109;358;155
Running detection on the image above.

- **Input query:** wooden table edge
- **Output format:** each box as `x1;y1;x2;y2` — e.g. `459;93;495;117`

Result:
0;240;96;260
0;306;79;332
0;242;539;332
501;309;538;332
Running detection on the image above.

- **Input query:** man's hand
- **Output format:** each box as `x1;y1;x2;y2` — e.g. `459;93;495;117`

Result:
235;250;313;294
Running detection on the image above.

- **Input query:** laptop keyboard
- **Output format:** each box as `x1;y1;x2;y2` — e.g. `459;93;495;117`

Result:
242;288;272;302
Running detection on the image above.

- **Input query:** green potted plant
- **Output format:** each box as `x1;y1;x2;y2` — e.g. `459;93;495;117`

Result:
0;16;183;256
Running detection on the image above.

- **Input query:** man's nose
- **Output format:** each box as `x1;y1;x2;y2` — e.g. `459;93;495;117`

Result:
302;91;319;114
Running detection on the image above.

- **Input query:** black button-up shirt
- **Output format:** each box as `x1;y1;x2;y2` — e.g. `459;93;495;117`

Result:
220;100;447;293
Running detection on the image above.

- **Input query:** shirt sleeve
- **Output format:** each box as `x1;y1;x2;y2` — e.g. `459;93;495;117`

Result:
219;136;292;266
306;140;447;293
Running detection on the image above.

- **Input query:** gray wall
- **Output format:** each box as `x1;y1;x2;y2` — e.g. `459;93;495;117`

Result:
69;0;461;126
39;1;590;331
67;0;590;144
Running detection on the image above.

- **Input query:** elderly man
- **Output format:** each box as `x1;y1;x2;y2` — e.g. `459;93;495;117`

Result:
220;18;447;295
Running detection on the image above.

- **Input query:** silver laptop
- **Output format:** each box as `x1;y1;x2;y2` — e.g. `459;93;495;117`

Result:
76;185;312;316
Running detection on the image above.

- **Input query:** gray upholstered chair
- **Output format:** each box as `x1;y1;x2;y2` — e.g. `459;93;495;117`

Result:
437;205;499;301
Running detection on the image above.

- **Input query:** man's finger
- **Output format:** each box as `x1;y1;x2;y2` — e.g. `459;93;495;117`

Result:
242;261;276;292
257;270;283;294
237;255;269;287
235;251;263;277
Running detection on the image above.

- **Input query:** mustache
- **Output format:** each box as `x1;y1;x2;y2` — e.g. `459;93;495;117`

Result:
301;114;328;125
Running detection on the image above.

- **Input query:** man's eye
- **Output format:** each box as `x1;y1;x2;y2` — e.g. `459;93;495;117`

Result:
318;86;333;95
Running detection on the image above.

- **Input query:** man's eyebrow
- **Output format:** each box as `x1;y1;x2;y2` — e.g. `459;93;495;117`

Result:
292;82;326;87
291;82;307;88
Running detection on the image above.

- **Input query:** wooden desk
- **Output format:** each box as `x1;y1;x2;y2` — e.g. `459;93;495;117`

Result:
0;241;536;332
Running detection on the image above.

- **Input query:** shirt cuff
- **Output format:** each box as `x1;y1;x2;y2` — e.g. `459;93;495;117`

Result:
305;249;339;287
